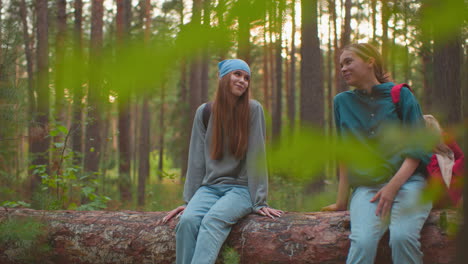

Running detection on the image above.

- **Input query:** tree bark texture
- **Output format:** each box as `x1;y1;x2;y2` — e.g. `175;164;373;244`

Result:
0;1;2;78
71;0;84;166
335;0;351;93
55;0;66;123
0;209;456;264
432;38;462;126
116;0;133;202
84;0;104;174
136;0;152;207
19;0;37;180
31;0;50;192
300;0;324;127
236;0;251;64
287;0;296;128
381;0;390;67
200;0;211;103
272;1;284;139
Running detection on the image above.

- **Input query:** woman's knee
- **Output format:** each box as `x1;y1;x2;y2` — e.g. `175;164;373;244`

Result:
350;232;381;252
177;213;202;234
389;229;419;249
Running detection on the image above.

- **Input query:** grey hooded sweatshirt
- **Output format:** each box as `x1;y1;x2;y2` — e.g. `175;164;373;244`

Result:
182;99;268;212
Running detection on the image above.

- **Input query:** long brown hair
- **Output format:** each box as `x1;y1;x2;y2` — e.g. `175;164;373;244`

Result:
211;72;250;160
344;43;392;83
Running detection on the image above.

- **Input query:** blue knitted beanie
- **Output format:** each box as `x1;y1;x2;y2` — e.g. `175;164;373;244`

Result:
218;59;251;79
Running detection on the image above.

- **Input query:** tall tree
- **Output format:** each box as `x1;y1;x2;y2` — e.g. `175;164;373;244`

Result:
237;0;251;64
370;0;377;43
432;40;462;126
424;0;463;126
30;0;50;193
137;0;151;207
200;0;211;103
336;0;351;92
19;0;35;126
215;0;228;60
331;0;341;98
55;0;66;124
116;0;132;202
300;0;323;127
381;0;391;66
84;0;104;175
326;0;334;132
287;0;296;127
175;0;191;179
272;0;285;138
158;84;166;181
71;0;84;166
262;15;271;112
0;0;2;76
182;0;203;178
52;0;67;174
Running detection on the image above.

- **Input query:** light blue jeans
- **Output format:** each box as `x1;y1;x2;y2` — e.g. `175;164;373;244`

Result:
175;185;253;264
347;174;432;264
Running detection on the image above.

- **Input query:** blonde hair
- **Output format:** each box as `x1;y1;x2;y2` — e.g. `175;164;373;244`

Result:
423;115;453;158
343;43;392;84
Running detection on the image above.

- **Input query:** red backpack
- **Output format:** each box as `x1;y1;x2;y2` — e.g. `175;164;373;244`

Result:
391;83;464;207
390;83;412;119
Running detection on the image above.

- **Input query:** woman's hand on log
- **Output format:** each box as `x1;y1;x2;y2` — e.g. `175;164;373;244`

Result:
257;207;283;219
321;203;346;211
162;205;186;224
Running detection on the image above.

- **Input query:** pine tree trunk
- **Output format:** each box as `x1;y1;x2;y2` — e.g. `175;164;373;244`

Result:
0;0;2;75
158;84;166;181
237;0;251;64
272;38;282;138
272;1;284;138
381;0;390;66
137;0;152;207
337;0;351;92
432;39;462;125
287;0;296;128
84;0;104;174
262;23;270;112
371;0;377;43
200;0;210;103
181;0;203;180
19;0;37;184
215;0;228;60
71;0;84;166
300;0;324;127
179;57;189;179
327;0;334;133
55;0;66;123
30;0;50;193
138;98;150;206
116;0;133;203
52;0;67;174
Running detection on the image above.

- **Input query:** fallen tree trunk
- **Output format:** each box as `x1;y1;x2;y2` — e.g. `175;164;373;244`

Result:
0;209;457;264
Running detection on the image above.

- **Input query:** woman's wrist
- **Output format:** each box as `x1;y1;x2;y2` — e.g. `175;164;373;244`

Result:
336;201;347;210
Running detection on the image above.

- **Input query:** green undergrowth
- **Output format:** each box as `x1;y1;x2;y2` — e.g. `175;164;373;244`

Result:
0;216;51;263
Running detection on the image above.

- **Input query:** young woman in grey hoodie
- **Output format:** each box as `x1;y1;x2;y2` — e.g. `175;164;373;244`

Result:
163;59;282;264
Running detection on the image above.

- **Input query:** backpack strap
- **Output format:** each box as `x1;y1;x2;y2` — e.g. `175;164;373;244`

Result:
202;102;212;130
391;83;412;119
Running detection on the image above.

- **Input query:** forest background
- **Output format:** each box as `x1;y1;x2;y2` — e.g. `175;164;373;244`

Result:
0;0;466;237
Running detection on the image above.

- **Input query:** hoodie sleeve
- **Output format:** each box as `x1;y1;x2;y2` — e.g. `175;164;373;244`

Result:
246;101;268;212
399;87;432;165
182;104;207;204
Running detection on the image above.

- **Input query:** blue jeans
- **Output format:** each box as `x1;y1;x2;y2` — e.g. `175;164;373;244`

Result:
175;185;253;264
347;174;432;264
